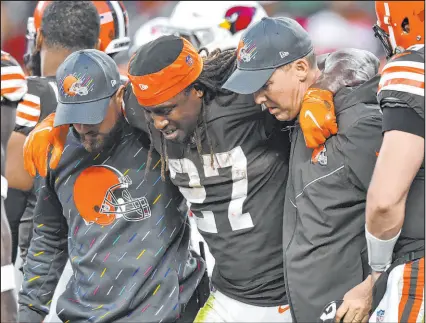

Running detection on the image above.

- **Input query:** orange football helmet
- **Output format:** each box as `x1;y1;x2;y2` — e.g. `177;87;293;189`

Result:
373;1;424;58
74;165;151;226
92;1;130;55
24;1;130;67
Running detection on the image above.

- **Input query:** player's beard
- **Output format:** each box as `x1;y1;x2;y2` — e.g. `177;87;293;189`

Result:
76;118;125;154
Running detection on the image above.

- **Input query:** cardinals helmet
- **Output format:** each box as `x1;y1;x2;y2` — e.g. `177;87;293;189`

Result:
167;1;267;49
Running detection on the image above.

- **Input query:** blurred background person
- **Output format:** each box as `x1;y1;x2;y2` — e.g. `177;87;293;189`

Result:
2;1;386;71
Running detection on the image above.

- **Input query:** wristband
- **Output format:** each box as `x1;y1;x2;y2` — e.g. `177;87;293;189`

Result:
366;224;401;272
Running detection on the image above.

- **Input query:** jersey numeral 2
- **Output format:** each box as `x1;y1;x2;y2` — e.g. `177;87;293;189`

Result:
169;146;254;233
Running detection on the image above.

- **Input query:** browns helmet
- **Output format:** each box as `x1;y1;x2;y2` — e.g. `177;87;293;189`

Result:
24;1;130;70
373;1;424;58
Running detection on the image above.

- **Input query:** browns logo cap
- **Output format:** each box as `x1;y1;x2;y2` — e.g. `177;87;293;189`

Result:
222;17;313;94
54;49;120;127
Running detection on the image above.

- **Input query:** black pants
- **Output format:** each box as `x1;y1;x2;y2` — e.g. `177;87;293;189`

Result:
177;269;211;322
17;215;33;271
177;290;200;323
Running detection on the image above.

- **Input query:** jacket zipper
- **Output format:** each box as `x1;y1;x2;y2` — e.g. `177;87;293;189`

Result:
284;124;299;321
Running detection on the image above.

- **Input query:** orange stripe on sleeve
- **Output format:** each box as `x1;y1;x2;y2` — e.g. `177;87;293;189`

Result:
16;111;40;122
20;100;40;110
1;73;25;81
1;87;22;95
378;78;425;92
382;66;425;76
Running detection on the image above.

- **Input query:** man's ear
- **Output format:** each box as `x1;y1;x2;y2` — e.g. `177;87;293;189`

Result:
294;57;310;82
115;84;126;113
96;38;102;51
193;86;204;98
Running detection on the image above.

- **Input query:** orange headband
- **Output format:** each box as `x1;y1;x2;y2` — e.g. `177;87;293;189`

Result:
128;37;203;107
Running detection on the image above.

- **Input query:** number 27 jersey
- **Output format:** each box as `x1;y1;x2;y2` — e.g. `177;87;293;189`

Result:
162;94;290;306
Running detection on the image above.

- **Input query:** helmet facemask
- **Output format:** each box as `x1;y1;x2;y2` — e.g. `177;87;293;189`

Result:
23;17;41;76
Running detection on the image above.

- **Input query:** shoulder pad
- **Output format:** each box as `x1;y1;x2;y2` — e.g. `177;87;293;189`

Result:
1;51;27;102
15;77;57;128
378;49;424;98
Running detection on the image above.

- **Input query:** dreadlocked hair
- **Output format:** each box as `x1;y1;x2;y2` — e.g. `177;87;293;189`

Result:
144;112;156;179
196;46;238;106
183;46;240;169
144;117;168;182
160;131;169;180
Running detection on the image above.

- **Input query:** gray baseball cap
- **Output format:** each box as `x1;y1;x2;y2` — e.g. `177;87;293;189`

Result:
54;49;121;127
222;17;313;95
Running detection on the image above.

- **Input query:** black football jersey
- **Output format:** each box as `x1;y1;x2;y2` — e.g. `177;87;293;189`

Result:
126;91;290;306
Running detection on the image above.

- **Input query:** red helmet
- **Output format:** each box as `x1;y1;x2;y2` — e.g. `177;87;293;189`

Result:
373;1;424;58
24;1;130;66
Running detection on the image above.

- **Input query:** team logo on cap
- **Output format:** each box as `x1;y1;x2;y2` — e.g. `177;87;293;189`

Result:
279;51;289;59
61;73;93;97
237;38;257;63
